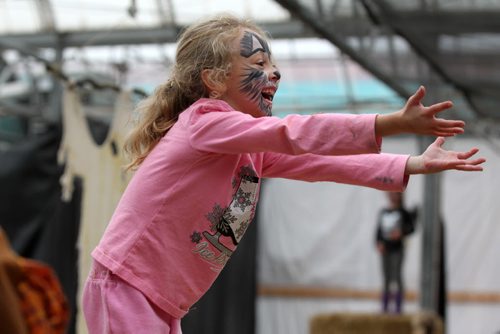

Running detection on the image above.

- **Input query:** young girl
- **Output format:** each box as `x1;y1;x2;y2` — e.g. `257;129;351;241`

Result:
82;14;484;333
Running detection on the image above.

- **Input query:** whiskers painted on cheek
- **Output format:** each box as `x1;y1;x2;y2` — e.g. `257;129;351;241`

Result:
239;68;267;102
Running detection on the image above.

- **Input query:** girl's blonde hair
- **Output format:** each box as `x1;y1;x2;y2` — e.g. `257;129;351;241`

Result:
124;14;268;170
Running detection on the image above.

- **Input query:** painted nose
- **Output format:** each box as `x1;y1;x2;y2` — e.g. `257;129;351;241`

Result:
270;70;281;82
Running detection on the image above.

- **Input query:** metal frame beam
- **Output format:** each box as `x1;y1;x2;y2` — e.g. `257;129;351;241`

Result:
0;20;312;49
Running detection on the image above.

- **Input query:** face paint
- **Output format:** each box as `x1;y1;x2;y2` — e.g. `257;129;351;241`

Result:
240;31;271;58
221;30;280;118
239;65;272;115
238;31;276;116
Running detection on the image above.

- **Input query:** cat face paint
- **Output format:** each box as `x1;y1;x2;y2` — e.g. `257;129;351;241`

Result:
239;31;271;58
221;30;281;118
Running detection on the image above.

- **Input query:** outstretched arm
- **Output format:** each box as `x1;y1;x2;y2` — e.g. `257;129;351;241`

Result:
405;137;485;175
376;86;465;137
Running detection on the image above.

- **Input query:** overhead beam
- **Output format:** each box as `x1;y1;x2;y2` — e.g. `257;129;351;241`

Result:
380;11;500;35
2;10;499;50
0;20;312;50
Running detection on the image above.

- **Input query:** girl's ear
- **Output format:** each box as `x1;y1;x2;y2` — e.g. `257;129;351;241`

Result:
201;69;226;97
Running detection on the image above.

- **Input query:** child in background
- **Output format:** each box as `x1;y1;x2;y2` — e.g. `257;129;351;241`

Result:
376;191;418;314
82;14;485;333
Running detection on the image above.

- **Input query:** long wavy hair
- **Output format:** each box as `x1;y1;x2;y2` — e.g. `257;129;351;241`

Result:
124;14;268;170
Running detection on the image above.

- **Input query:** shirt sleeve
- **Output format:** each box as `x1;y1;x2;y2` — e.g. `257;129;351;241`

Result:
186;101;381;156
260;151;410;192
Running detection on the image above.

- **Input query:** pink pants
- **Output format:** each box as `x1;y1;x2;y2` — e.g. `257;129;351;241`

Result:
82;261;182;334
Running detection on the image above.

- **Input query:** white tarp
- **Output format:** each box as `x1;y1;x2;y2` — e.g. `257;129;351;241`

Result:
257;136;500;334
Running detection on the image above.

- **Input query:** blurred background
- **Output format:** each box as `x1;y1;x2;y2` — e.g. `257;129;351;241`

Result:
1;1;499;334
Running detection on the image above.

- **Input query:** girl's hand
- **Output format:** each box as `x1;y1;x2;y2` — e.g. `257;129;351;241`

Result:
405;137;486;175
376;86;465;137
401;86;464;136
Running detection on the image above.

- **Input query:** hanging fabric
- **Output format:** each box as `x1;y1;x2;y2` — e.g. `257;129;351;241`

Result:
57;87;135;333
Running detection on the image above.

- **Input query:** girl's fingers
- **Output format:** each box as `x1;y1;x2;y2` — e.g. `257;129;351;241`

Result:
433;136;446;147
453;158;486;171
408;86;426;105
427;101;454;114
432;130;463;137
431;127;464;137
431;122;465;136
463;158;486;165
435;119;465;129
457;148;480;159
454;164;484;171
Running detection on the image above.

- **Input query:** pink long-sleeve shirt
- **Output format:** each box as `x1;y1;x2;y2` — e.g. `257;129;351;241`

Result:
92;98;409;319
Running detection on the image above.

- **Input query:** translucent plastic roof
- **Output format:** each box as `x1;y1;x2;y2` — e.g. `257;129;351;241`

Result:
0;0;290;34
